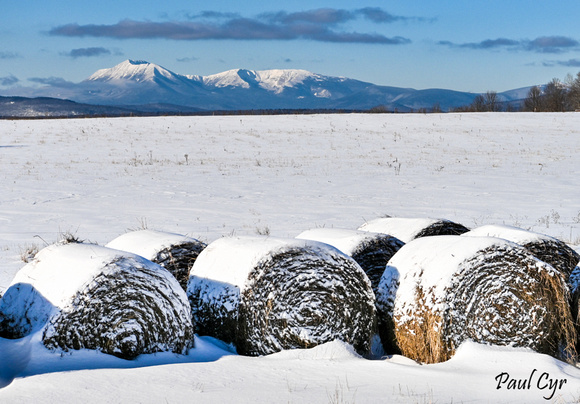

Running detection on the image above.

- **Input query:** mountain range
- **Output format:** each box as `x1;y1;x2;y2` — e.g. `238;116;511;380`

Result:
1;60;533;117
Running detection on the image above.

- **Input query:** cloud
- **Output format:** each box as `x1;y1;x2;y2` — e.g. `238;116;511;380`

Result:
49;8;419;45
176;56;199;62
260;9;354;25
0;51;19;59
438;38;520;50
0;75;19;86
439;36;579;53
28;77;76;88
543;58;580;67
356;7;431;23
62;47;112;58
524;36;579;53
186;11;241;20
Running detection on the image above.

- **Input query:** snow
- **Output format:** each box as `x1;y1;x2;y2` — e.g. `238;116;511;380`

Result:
106;229;201;261
191;236;306;288
463;224;560;245
296;228;387;256
87;60;179;83
1;112;580;402
383;235;516;299
6;243;141;309
358;217;450;243
201;68;326;96
201;68;321;93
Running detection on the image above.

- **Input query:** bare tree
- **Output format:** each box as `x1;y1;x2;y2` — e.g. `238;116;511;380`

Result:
484;91;501;111
567;71;580;111
470;94;486;112
543;78;567;112
524;86;545;112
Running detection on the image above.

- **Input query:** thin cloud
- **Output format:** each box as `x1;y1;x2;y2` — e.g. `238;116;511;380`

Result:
543;58;580;67
356;7;430;23
0;75;19;86
0;51;20;59
260;9;354;25
176;56;199;62
438;38;520;50
439;36;579;53
49;8;419;45
63;47;112;58
28;77;76;88
186;11;241;20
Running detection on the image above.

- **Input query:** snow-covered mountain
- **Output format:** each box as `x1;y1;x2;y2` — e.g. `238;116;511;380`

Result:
0;60;532;113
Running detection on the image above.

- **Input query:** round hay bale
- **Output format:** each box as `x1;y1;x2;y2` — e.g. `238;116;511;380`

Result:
187;236;376;356
0;243;194;359
571;263;580;330
106;229;207;291
296;228;404;296
462;224;580;280
376;235;576;364
358;217;469;243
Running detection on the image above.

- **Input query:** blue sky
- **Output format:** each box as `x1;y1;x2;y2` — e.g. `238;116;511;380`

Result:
1;1;580;93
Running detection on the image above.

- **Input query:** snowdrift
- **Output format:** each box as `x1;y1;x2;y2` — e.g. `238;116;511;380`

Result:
295;228;404;296
187;236;376;356
376;235;576;364
0;243;194;359
358;217;469;243
106;229;207;291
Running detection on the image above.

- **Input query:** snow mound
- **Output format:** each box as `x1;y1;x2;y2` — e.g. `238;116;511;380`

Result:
376;235;576;363
187;236;376;356
358;217;469;243
266;339;361;361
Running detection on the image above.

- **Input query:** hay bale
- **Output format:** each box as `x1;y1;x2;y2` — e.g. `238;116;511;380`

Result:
376;235;576;364
187;236;376;356
571;263;580;332
462;224;580;280
107;229;206;291
358;217;469;243
0;243;194;359
296;228;404;296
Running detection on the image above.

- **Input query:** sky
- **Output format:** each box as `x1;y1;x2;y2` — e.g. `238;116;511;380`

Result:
1;0;580;94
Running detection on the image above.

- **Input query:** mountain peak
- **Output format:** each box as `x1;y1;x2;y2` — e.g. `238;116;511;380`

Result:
201;68;325;94
86;60;179;83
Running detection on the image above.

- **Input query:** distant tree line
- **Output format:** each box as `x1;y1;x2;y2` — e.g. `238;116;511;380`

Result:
450;71;580;113
522;73;580;112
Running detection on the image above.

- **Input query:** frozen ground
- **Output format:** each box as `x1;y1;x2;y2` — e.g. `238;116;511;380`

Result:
1;112;579;402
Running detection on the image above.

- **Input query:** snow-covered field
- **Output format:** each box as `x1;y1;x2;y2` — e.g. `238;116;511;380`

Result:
1;112;579;402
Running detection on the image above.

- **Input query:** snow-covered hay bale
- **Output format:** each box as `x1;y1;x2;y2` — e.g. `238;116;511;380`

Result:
571;264;580;332
358;217;469;243
462;225;580;280
296;228;404;295
0;243;194;359
187;236;376;356
376;236;576;364
106;229;207;291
